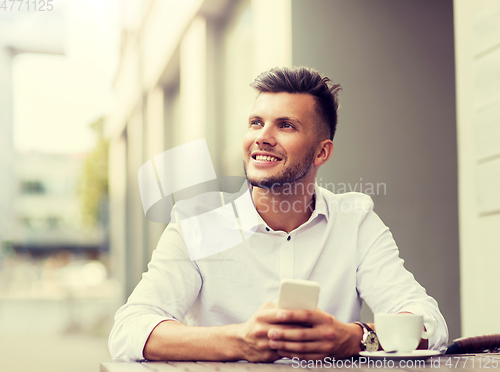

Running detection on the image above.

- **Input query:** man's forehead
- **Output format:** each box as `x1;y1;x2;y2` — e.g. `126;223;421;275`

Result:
250;92;318;117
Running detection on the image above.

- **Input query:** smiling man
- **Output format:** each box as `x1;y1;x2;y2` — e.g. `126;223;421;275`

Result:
243;84;334;235
109;66;448;362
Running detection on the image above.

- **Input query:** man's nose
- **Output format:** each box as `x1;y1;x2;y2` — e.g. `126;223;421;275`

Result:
255;123;276;147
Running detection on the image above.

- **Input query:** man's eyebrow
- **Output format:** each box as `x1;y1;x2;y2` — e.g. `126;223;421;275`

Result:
248;115;304;127
276;116;304;127
248;115;262;121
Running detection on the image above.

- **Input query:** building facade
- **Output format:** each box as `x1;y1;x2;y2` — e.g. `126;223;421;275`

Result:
12;152;106;255
0;8;65;247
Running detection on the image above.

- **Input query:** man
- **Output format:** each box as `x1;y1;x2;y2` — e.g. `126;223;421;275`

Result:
109;66;448;362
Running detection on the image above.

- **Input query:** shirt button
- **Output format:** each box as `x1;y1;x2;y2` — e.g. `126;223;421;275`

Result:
265;227;270;231
287;236;291;241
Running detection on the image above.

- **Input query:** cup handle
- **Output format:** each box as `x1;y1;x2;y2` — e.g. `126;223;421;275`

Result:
421;316;436;339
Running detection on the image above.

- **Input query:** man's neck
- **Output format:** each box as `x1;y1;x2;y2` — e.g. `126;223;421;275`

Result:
251;182;316;233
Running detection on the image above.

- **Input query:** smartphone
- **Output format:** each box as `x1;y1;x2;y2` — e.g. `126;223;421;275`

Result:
277;279;320;311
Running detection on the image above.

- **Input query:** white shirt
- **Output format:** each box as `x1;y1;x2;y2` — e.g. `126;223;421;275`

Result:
109;185;448;361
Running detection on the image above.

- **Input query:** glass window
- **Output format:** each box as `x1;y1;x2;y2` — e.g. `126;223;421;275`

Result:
20;180;45;195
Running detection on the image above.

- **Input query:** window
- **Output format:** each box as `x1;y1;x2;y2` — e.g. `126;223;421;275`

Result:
20;181;45;195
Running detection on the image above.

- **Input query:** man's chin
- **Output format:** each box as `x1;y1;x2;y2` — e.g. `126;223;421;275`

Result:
248;177;286;190
247;177;268;188
244;166;288;189
244;168;272;189
246;176;269;188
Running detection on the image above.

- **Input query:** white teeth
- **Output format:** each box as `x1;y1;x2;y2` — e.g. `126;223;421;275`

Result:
255;155;279;161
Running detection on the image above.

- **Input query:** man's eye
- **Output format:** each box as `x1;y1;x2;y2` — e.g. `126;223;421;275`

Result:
282;123;294;129
250;121;262;127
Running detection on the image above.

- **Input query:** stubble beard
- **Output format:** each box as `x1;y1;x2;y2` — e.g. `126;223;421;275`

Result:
243;147;316;191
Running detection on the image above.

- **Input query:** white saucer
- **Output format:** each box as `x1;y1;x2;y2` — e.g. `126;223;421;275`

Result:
359;350;441;361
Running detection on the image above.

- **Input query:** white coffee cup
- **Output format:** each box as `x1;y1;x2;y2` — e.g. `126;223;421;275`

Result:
374;313;436;353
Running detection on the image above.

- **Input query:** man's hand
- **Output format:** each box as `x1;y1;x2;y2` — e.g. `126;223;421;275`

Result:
236;302;305;362
143;303;363;362
266;308;362;361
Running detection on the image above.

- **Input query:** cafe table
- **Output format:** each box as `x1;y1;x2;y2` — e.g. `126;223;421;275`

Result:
101;353;500;371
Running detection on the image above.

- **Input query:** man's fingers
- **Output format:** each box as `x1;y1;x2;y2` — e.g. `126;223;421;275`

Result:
253;303;279;323
274;308;329;325
261;301;276;310
269;339;330;354
255;306;333;328
268;327;318;341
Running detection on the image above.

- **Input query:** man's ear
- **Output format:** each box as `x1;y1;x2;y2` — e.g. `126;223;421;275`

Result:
313;140;333;167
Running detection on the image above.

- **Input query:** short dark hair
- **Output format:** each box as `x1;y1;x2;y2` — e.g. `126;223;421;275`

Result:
250;66;342;140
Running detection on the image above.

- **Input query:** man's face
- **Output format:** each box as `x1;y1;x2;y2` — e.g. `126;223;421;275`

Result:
243;92;323;189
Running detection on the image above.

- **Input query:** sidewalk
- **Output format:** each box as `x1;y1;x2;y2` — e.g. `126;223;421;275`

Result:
0;297;118;372
1;334;111;372
0;257;121;372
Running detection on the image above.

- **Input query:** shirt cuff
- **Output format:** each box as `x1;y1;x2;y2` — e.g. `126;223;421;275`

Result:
110;313;179;362
139;315;180;360
395;306;448;353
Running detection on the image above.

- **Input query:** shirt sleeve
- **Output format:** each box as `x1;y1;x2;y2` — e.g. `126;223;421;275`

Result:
356;200;449;352
108;218;202;362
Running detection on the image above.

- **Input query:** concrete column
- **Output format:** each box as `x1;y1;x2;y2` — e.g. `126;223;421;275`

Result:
455;0;500;336
125;107;146;297
108;135;127;301
252;0;292;74
180;17;207;144
0;48;13;244
145;87;167;258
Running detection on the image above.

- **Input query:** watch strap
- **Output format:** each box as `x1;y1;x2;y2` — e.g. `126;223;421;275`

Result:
360;322;375;333
355;321;379;352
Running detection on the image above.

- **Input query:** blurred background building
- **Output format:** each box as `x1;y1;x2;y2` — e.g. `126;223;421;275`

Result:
12;152;106;254
0;4;65;254
0;0;499;371
1;1;118;371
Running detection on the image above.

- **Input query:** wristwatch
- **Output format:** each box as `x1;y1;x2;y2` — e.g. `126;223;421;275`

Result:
354;322;379;352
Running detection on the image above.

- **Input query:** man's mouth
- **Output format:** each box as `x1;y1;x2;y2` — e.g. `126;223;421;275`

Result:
253;154;281;162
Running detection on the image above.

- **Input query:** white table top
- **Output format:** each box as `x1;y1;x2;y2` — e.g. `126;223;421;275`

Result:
101;353;500;371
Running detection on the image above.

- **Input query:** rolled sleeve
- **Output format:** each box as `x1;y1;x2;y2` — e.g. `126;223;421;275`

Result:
108;219;202;361
356;207;449;352
109;309;178;362
396;303;449;352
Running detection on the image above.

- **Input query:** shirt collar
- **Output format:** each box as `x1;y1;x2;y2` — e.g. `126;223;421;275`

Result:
232;182;329;233
313;182;329;220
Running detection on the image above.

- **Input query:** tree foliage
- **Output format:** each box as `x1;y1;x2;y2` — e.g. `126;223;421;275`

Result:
79;117;109;228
